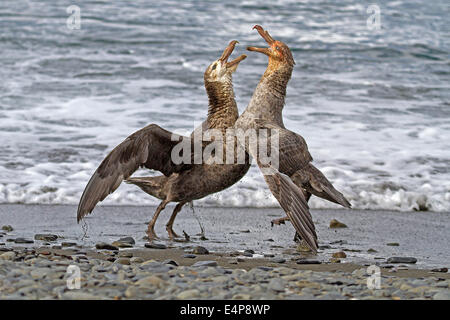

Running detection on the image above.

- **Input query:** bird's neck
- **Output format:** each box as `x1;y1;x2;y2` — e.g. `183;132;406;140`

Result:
205;80;239;130
246;64;293;126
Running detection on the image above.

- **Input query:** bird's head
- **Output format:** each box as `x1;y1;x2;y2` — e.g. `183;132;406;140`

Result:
247;25;295;72
204;40;247;83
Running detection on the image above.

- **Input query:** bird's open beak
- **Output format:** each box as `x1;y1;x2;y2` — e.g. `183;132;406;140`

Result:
226;54;247;68
219;40;247;69
247;25;274;56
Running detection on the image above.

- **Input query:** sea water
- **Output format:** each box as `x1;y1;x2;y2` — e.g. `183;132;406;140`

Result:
0;0;448;211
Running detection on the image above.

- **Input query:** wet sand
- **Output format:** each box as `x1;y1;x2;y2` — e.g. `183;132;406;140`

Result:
1;204;449;269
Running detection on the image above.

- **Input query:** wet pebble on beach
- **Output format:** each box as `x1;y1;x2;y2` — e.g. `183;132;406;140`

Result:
144;243;167;250
329;219;347;228
1;225;13;232
95;242;119;251
0;245;449;300
34;234;58;242
192;246;209;255
387;257;417;264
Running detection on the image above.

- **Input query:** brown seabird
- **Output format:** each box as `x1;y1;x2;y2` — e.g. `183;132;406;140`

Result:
77;41;250;240
235;25;351;253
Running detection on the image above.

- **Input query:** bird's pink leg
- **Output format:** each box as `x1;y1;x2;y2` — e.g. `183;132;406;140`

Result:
147;200;169;240
166;202;186;240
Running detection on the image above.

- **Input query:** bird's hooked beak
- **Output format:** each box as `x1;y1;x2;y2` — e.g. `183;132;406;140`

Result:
247;25;275;56
219;40;247;69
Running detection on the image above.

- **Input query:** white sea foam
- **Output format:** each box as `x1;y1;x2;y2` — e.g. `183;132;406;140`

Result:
0;0;448;212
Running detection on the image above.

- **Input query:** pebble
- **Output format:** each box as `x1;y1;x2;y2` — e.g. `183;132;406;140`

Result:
136;275;166;288
34;234;58;242
431;268;448;273
63;292;101;300
192;260;218;267
130;257;144;264
329;219;347;228
192;246;209;255
177;289;200;299
1;225;13;232
183;254;197;259
332;251;347;258
95;242;119;251
115;258;130;265
61;242;77;247
387;242;400;246
163;259;178;266
296;259;321;265
268;278;286;292
387;257;417;264
433;291;450;300
118;251;133;258
232;293;251;299
112;241;133;248
14;238;34;244
118;237;135;245
0;252;15;260
272;258;286;264
257;266;273;271
144;243;167;249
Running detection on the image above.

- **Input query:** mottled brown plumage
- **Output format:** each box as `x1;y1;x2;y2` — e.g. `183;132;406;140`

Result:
237;25;351;253
77;41;250;239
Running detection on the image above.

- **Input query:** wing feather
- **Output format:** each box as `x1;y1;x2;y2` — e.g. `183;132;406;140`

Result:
77;124;192;222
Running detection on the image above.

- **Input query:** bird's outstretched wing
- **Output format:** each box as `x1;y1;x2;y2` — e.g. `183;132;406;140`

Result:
261;166;318;253
77;124;193;222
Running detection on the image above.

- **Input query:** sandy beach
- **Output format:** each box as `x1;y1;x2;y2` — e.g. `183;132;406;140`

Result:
0;204;449;300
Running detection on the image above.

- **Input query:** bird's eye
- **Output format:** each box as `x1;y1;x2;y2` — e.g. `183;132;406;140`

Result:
211;64;217;70
275;46;280;51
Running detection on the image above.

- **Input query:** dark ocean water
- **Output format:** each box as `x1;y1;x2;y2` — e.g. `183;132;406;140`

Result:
0;0;449;211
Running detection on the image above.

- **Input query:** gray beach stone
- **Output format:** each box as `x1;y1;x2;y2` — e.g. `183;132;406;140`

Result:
433;290;450;300
192;260;218;267
34;234;58;242
192;246;209;255
144;243;167;249
387;257;417;264
268;278;286;292
115;258;130;265
296;259;321;265
95;242;119;251
130;257;144;264
177;289;200;299
118;251;133;258
61;242;77;247
1;225;13;232
14;238;34;244
163;259;178;266
0;252;15;261
136;275;166;288
63;291;101;300
118;237;135;245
